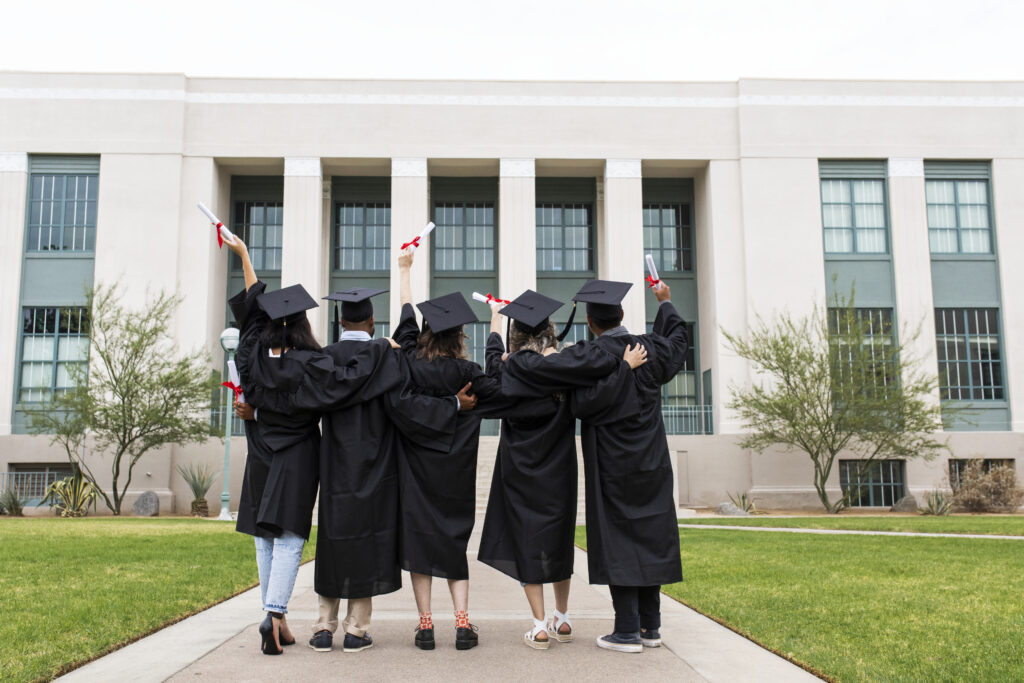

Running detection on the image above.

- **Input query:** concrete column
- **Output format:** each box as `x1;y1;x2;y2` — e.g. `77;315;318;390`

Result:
888;158;941;407
175;157;230;366
601;159;645;333
0;153;28;435
992;159;1024;432
695;160;750;435
498;159;536;296
390;158;430;324
281;157;327;339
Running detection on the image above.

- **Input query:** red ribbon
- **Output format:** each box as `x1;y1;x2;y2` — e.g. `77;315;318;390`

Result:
400;236;421;250
645;275;661;289
221;381;242;403
485;293;510;305
213;222;224;249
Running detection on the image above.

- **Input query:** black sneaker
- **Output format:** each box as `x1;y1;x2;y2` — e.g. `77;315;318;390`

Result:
640;628;662;648
415;627;435;650
308;629;333;652
596;632;642;653
455;624;479;650
343;632;373;653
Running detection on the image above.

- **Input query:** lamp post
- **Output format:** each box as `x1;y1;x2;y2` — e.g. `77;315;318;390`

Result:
218;327;240;521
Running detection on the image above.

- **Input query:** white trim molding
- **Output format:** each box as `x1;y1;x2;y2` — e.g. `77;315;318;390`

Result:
391;157;428;177
604;159;642;179
888;157;925;178
284;157;321;178
499;158;535;178
0;152;28;173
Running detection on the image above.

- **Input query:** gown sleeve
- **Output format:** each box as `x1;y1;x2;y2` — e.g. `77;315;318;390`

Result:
645;301;690;386
570;360;642;424
228;281;267;393
384;353;459;452
471;332;562;421
394;303;421;352
500;342;626;397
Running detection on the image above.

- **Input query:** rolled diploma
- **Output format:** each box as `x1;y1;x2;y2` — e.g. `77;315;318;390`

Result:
645;254;662;289
472;292;490;304
227;359;245;403
197;202;237;245
407;221;436;252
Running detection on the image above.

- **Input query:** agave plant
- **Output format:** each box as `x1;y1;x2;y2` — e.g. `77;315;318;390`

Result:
922;490;951;516
728;491;758;514
176;463;217;517
1;486;27;516
40;465;99;517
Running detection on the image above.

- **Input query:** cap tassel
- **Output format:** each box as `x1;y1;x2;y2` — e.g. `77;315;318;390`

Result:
505;316;510;351
332;303;340;344
556;302;578;342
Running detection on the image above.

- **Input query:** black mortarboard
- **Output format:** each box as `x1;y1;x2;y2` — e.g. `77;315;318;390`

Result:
500;290;563;334
556;279;632;341
417;292;478;333
324;287;387;323
257;285;318;324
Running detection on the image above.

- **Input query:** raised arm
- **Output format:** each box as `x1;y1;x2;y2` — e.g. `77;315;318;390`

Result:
226;235;258;292
398;246;414;307
647;283;689;385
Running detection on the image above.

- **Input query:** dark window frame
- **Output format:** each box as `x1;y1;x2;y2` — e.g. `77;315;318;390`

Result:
432;202;496;273
935;308;1004;401
18;306;90;404
643;203;693;273
26;173;99;252
333;201;391;272
536;202;595;273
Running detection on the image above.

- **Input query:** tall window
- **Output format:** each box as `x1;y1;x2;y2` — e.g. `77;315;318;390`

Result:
840;460;905;507
935;309;1003;400
926;180;992;254
231;201;283;272
19;307;90;403
433;203;495;271
26;173;98;251
828;308;896;396
820;179;888;254
335;202;390;271
536;203;593;272
643;204;692;272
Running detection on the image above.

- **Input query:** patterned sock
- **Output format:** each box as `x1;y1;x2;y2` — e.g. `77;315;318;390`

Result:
454;610;470;629
418;612;433;630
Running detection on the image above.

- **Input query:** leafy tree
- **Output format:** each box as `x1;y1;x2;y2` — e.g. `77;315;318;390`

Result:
724;289;951;513
28;285;216;515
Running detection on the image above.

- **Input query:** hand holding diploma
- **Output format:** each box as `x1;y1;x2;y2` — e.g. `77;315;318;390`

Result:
400;221;436;252
197;202;237;248
223;359;245;404
645;254;662;290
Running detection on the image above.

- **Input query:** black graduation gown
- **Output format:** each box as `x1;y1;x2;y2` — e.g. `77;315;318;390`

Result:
393;303;505;580
232;283;396;541
248;340;460;599
500;302;689;586
476;333;639;584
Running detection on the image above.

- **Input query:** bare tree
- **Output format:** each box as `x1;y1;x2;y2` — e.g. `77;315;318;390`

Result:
28;284;216;515
724;289;951;513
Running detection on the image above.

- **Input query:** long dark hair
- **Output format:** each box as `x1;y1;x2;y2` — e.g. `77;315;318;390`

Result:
415;322;468;362
259;315;321;352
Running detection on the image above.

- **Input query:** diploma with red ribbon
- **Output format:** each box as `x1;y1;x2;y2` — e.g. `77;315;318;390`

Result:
472;292;510;306
645;254;662;290
197;202;237;249
400;221;436;252
223;360;245;404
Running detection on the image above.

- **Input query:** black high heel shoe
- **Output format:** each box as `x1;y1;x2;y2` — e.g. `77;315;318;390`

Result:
259;612;284;655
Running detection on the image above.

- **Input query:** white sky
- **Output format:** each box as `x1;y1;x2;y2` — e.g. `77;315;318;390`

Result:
1;0;1022;82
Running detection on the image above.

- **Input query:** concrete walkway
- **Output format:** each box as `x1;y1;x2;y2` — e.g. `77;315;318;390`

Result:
58;530;819;683
678;523;1024;540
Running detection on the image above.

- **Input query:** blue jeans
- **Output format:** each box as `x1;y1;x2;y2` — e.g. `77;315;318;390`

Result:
254;531;305;614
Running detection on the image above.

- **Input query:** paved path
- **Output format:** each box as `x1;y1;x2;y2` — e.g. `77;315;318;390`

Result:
58;530;819;683
678;523;1024;540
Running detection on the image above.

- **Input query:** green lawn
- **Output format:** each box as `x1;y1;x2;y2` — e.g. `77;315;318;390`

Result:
0;518;316;683
677;515;1024;536
576;526;1024;682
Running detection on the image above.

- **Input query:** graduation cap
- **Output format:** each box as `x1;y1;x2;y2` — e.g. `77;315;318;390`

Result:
556;279;632;341
500;290;563;335
416;292;478;333
256;284;318;325
324;287;387;323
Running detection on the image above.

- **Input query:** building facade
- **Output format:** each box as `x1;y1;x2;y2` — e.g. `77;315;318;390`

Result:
2;73;1022;513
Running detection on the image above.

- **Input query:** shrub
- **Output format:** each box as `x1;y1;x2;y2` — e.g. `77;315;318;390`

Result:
1;487;27;516
176;463;217;517
950;461;1024;513
40;465;99;517
922;490;951;516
